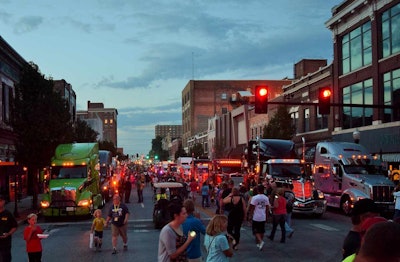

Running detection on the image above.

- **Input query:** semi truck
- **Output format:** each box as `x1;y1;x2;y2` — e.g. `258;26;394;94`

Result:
40;143;103;217
312;141;395;215
248;139;326;217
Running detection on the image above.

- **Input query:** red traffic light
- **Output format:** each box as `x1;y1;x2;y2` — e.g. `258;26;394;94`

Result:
318;87;332;115
255;85;269;114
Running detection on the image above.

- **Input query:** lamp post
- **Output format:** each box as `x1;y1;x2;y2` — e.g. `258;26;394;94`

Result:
353;129;360;144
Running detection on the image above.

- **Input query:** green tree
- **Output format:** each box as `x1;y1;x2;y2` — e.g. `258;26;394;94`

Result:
190;143;204;158
150;136;169;161
98;140;117;156
11;62;73;208
174;143;187;159
73;118;99;143
263;105;296;140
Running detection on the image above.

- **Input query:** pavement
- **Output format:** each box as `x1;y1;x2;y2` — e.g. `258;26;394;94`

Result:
4;195;38;225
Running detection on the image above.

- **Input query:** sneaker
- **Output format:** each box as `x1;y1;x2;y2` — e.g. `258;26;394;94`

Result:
288;230;294;239
258;241;264;251
112;248;117;254
123;245;128;251
141;203;144;208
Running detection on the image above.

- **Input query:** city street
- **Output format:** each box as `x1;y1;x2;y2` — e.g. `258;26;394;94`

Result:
10;183;348;262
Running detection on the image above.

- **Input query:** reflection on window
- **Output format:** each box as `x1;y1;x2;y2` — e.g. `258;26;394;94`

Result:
341;21;372;74
304;108;310;132
342;79;373;128
383;68;400;122
382;3;400;58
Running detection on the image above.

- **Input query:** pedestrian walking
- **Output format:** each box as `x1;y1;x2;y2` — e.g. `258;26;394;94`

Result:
136;176;144;203
182;199;206;262
106;194;130;254
91;209;106;252
283;183;295;238
223;187;246;250
124;177;132;203
23;213;43;262
204;215;233;262
201;182;210;208
248;184;270;251
0;194;18;262
393;184;400;220
189;178;198;202
158;202;195;262
268;188;287;243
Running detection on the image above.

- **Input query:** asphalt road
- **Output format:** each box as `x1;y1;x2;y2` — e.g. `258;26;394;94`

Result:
10;183;348;262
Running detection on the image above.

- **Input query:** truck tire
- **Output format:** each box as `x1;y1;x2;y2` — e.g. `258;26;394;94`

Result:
341;196;352;215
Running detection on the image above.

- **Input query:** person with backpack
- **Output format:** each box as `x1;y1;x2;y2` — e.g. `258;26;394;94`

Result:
283;183;295;238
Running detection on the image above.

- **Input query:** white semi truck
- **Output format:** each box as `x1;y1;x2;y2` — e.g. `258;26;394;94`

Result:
313;141;395;215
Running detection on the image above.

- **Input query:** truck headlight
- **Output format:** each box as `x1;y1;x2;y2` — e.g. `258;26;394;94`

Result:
314;190;325;199
40;200;50;208
78;199;91;207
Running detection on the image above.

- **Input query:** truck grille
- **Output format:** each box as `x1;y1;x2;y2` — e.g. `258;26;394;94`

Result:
372;186;394;202
51;189;76;207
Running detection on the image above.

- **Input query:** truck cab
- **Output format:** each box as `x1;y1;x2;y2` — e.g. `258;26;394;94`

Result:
313;142;395;215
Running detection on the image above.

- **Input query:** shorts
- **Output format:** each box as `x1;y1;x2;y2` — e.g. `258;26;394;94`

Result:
111;224;128;239
94;230;103;239
252;220;266;234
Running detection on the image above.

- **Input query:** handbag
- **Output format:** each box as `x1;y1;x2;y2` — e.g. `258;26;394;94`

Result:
89;233;94;249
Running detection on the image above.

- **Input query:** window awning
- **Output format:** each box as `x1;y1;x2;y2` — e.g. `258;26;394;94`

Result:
289;106;299;114
381;153;400;162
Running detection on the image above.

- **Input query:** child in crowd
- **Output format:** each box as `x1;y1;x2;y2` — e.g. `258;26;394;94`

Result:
91;209;106;252
23;213;44;262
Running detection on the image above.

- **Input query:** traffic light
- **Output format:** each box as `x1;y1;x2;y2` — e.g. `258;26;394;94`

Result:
255;85;269;114
318;87;332;115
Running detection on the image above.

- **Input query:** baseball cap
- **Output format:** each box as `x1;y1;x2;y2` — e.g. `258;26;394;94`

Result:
361;216;388;233
352;199;380;216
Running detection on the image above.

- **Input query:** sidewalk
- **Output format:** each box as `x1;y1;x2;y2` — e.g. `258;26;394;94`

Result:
4;196;38;225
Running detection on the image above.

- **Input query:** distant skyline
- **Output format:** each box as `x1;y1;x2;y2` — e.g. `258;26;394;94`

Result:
0;0;342;154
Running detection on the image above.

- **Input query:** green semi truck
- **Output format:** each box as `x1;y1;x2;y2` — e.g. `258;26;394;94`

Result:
40;143;103;217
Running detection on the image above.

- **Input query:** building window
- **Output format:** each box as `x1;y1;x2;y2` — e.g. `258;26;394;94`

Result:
303;108;310;132
341;21;372;74
221;107;228;114
342;79;373;129
383;68;400;122
221;93;227;100
316;114;328;130
382;3;400;58
104;119;108;124
290;112;299;133
110;119;113;124
2;83;12;124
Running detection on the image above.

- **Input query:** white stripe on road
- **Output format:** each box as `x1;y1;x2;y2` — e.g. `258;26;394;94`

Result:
310;223;339;231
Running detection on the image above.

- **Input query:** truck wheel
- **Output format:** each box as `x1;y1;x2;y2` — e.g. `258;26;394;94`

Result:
341;196;352;215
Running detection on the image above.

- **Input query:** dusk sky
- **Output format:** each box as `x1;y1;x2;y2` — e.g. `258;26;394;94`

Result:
0;0;342;155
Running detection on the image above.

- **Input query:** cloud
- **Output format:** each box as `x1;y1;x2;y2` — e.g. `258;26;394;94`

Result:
14;16;43;34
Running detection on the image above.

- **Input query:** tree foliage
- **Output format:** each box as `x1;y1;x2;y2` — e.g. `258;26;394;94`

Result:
73;118;99;143
151;136;169;161
190;143;204;158
263;105;296;140
174;143;187;159
11;63;73;170
98;140;117;156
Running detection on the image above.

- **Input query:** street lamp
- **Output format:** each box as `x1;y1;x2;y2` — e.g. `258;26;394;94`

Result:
353;129;360;144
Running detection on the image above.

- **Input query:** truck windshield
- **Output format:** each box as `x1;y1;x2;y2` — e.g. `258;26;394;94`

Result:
51;166;88;179
343;165;380;175
269;164;303;179
221;166;242;174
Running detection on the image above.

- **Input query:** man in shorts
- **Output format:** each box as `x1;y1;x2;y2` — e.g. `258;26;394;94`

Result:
106;194;130;254
248;184;270;251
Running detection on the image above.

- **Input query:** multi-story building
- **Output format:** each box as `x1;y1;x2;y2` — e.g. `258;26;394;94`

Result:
155;125;182;139
182;80;292;154
77;101;118;147
53;79;77;123
325;0;400;165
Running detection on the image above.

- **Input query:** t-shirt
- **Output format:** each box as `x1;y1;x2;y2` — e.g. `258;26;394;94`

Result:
92;217;106;231
182;214;206;259
158;224;187;262
204;233;230;262
0;209;18;249
108;203;129;227
273;196;287;215
342;230;361;260
201;185;209;196
23;225;43;252
250;193;270;222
